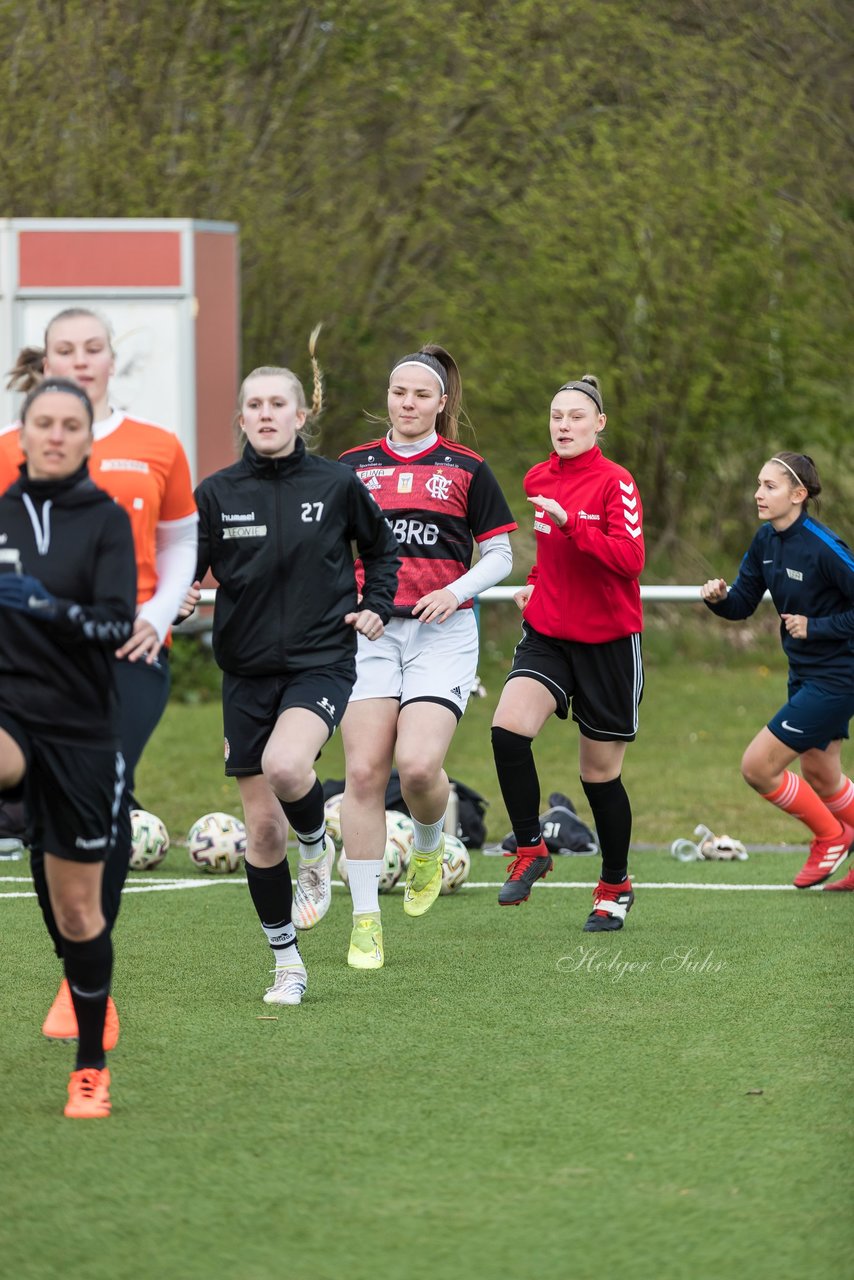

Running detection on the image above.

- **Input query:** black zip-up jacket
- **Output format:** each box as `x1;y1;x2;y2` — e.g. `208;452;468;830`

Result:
194;439;400;676
0;463;136;745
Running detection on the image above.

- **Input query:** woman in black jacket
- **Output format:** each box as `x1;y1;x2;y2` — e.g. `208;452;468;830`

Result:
0;378;136;1118
191;355;399;1006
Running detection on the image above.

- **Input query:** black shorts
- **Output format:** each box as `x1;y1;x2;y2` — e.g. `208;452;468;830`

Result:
506;622;644;741
0;712;125;862
222;663;357;776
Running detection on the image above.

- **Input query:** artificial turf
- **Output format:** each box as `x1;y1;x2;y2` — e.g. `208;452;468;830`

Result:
2;854;850;1280
1;637;851;1278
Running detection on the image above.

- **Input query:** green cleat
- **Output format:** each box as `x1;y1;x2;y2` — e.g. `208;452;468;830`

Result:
348;913;384;970
403;837;444;917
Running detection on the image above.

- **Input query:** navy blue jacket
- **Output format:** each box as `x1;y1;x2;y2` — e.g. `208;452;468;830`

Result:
705;511;854;690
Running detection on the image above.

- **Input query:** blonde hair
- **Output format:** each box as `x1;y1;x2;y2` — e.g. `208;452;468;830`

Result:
235;326;324;453
6;307;114;394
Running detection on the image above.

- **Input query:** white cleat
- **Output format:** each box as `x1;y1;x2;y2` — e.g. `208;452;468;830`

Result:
291;834;335;930
263;964;308;1006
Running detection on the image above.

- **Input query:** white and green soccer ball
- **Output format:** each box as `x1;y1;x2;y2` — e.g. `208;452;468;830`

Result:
337;811;408;893
324;793;344;853
129;809;170;870
385;810;414;870
187;811;246;874
440;834;471;895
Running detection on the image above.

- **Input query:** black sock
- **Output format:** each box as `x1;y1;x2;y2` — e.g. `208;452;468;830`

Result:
62;929;113;1070
491;727;543;847
581;775;632;884
30;850;64;958
279;778;325;848
245;856;294;929
102;797;132;931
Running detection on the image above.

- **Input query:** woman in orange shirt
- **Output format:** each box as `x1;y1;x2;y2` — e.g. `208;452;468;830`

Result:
2;308;198;1046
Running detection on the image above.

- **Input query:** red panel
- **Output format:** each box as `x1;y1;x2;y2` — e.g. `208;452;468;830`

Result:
18;231;182;287
193;230;240;482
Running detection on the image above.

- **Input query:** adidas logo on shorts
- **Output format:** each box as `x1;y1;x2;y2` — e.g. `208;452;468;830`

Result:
450;685;462;698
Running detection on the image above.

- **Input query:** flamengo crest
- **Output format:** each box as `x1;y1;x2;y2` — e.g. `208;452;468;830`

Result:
425;472;452;501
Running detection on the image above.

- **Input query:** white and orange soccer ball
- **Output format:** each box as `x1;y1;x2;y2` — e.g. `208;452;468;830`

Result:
440;834;471;895
129;809;170;870
187;811;246;874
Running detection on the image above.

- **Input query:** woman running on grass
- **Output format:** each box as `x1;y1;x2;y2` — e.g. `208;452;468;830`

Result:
1;308;198;1050
491;375;645;931
337;344;516;969
701;452;854;890
0;379;136;1117
188;347;399;1005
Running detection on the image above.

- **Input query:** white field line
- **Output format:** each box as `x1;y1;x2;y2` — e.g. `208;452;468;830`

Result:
0;876;817;899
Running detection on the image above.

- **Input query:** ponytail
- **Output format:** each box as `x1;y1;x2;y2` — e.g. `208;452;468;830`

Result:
6;346;45;394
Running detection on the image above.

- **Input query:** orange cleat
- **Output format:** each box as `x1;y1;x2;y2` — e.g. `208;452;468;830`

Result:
42;979;77;1041
64;1067;111;1119
823;866;854;891
42;979;121;1051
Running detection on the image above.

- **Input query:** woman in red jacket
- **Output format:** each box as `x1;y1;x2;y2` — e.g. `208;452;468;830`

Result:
491;375;645;931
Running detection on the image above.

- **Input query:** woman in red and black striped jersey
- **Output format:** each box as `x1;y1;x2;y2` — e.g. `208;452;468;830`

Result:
337;345;517;968
491;375;645;933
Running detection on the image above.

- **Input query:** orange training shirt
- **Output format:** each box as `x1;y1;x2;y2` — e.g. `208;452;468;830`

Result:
0;412;196;609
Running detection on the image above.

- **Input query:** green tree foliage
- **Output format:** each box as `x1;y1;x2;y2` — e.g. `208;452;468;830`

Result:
1;0;851;565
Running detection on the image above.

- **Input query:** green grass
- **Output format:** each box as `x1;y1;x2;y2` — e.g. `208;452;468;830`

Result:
2;864;851;1280
150;613;800;851
2;628;852;1280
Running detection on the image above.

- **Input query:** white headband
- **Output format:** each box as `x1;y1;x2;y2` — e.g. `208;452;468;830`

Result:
771;456;805;487
390;360;446;394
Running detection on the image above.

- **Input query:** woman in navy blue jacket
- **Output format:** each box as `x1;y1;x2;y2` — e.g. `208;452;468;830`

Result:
702;452;854;889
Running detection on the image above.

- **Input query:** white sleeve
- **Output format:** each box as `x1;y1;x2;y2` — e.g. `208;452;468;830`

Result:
445;533;513;607
136;513;199;641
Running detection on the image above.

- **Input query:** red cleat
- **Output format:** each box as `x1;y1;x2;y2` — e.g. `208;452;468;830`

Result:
823;866;854;891
793;822;854;888
42;978;120;1051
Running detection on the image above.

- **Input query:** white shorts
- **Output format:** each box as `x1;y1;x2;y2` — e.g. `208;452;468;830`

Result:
350;611;479;719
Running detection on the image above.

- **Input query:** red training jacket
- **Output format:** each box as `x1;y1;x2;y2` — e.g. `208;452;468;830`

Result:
522;446;644;643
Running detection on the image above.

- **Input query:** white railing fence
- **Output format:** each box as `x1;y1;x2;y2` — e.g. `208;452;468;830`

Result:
193;585;769;608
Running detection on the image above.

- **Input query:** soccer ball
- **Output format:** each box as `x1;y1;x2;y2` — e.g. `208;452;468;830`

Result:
129;809;170;870
385;810;414;869
324;793;344;852
440;834;471;895
337;821;405;894
187;811;246;874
